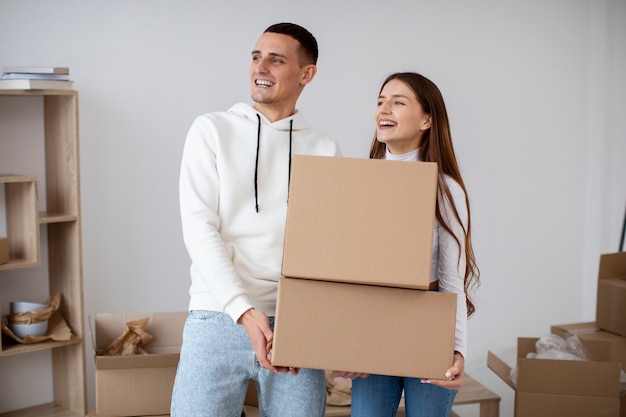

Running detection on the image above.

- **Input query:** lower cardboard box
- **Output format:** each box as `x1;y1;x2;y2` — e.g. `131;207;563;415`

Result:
272;277;457;379
91;311;188;417
488;337;623;417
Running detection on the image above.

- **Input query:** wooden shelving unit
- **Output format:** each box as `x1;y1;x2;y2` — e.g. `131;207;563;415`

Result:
0;90;86;416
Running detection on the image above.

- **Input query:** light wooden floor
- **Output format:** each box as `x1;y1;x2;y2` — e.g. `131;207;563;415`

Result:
80;374;500;417
245;374;500;417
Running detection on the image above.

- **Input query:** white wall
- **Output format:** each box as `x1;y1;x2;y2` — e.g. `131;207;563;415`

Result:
1;0;625;415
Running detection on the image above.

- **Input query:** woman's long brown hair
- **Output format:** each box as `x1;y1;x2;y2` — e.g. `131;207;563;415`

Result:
370;72;480;317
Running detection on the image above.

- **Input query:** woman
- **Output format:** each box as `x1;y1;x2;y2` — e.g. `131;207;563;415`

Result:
349;72;480;417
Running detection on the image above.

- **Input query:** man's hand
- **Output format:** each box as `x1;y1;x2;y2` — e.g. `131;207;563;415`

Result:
421;351;465;389
237;308;297;374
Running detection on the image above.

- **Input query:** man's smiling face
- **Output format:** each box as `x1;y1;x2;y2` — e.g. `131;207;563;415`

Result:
250;32;308;118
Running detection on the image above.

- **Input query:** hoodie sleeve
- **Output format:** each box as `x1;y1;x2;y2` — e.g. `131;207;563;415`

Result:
179;115;252;322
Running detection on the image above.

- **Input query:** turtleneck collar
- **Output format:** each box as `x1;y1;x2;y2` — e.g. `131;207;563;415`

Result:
385;147;420;162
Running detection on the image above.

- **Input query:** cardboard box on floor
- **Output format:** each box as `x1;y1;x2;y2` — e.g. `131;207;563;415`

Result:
488;337;623;417
91;311;187;417
282;155;438;290
272;277;456;379
551;322;626;372
596;251;626;338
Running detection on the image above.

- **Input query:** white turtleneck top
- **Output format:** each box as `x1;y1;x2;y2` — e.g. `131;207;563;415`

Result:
385;148;468;357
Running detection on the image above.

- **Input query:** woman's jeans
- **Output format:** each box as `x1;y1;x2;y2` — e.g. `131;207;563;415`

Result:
351;374;458;417
352;284;457;417
170;311;326;417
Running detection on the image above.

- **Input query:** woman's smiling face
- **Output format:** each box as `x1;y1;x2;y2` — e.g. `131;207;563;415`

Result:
375;78;432;155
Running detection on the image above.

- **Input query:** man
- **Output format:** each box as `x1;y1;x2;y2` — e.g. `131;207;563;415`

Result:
171;23;341;416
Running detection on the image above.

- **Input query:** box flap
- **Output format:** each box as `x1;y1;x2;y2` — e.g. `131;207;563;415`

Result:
93;311;187;353
550;322;599;340
598;252;626;280
517;337;539;358
282;155;437;290
95;352;180;369
487;351;516;390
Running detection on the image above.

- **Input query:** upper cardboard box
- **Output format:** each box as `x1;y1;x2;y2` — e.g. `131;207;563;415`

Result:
283;155;437;290
488;337;622;417
596;251;626;337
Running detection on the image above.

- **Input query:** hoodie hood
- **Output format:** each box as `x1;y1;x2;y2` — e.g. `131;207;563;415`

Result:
228;102;310;131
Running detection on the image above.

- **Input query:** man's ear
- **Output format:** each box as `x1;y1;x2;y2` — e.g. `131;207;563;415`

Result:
300;64;317;85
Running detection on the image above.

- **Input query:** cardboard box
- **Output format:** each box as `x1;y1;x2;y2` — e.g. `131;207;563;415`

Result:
551;322;626;372
272;277;456;379
488;337;623;417
597;252;626;337
0;237;8;264
91;311;187;416
550;321;599;340
282;155;437;290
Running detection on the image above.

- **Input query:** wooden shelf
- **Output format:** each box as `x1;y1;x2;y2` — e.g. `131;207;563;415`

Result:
0;402;83;417
0;336;82;357
0;89;76;97
0;258;40;271
0;90;86;415
39;212;78;224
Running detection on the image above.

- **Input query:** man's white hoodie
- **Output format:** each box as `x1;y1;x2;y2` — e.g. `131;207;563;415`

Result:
179;103;341;323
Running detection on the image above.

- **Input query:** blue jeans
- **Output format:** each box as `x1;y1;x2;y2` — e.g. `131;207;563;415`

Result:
170;310;326;417
351;374;457;417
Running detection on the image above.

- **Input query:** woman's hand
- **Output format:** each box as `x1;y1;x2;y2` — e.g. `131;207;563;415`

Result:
421;351;465;389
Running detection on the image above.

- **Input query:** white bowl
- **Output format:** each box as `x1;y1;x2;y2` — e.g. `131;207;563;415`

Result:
8;321;49;338
10;301;49;314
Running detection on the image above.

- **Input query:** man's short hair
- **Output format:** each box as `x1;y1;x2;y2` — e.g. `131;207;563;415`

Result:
264;22;318;65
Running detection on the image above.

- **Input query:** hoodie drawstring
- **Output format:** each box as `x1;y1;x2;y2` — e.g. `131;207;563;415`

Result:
254;115;293;213
288;119;293;201
254;114;261;212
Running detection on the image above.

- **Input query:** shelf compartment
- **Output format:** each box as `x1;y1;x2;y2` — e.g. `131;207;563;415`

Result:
0;175;40;270
43;95;80;220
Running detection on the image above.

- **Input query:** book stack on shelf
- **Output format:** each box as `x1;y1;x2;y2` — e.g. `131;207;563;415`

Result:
0;66;74;90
